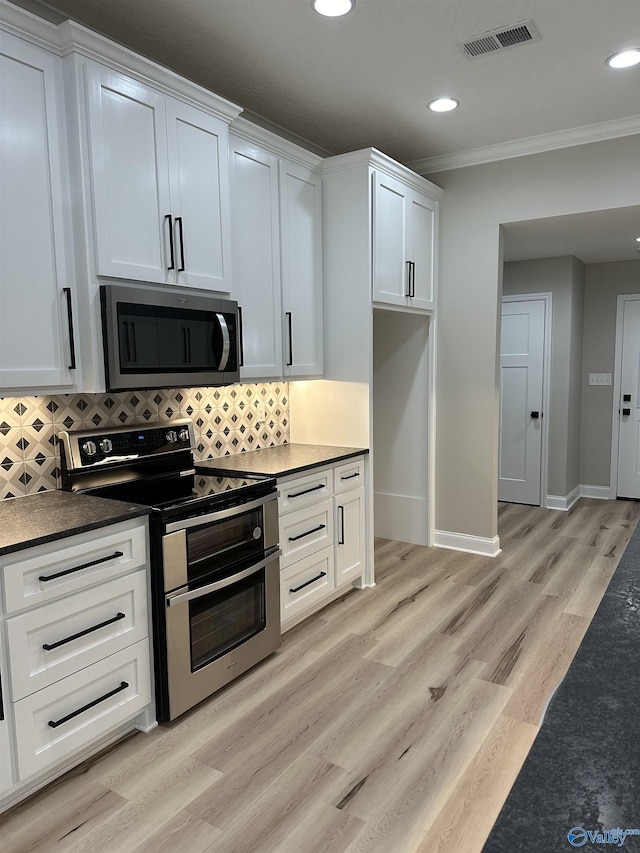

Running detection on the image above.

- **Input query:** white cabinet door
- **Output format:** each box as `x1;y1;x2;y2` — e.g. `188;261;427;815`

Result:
167;100;232;292
0;33;77;392
372;171;409;307
230;136;282;378
0;633;14;795
335;486;366;586
280;160;324;378
372;171;436;312
407;191;436;310
85;65;172;283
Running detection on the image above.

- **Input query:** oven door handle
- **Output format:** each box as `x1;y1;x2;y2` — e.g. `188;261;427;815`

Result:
164;492;277;533
166;549;281;607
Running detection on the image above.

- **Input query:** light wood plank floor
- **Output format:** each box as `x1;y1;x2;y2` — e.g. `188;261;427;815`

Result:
2;498;639;853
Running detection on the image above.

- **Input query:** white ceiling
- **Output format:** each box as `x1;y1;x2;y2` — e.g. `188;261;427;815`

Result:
19;0;640;263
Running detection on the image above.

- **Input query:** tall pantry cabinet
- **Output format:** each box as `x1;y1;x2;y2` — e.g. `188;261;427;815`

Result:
289;149;442;553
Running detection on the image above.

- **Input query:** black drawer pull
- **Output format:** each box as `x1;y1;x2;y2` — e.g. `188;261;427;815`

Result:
289;572;327;594
288;524;326;542
48;681;129;729
42;612;126;651
287;484;325;499
338;505;345;545
340;472;359;480
39;551;124;583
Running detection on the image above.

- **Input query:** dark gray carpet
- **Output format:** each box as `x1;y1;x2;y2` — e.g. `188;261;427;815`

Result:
482;519;640;853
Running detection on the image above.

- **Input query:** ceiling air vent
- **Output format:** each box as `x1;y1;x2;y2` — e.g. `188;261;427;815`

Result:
457;20;540;58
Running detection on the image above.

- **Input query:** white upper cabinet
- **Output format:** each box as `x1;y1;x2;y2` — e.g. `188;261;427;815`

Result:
85;64;232;292
372;170;436;311
0;31;78;393
229;136;282;379
280;160;324;378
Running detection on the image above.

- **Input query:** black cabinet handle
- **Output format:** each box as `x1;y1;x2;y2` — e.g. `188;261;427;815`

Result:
165;214;175;270
287;483;325;499
405;261;412;297
0;671;4;723
341;472;359;481
48;681;129;729
176;216;185;272
63;288;77;370
338;505;345;545
288;523;326;542
289;572;327;594
42;612;126;651
238;306;245;367
39;551;123;583
286;312;293;366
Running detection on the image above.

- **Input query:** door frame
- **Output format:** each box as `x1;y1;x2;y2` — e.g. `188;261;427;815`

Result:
500;293;552;508
610;293;640;499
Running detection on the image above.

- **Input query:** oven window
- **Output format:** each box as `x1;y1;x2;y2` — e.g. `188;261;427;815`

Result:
187;508;264;582
189;568;266;671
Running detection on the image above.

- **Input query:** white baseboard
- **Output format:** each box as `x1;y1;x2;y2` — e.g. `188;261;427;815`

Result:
547;484;613;509
433;530;501;557
545;485;580;511
579;484;613;500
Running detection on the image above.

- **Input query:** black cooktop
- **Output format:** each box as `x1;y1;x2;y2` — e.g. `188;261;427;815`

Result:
59;420;276;521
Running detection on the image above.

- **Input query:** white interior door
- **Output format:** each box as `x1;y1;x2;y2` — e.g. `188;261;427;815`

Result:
499;299;546;505
617;298;640;498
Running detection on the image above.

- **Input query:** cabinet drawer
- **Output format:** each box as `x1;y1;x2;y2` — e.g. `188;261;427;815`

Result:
2;520;147;615
333;457;365;494
281;547;334;628
279;499;334;568
6;571;148;701
278;468;333;514
13;639;151;781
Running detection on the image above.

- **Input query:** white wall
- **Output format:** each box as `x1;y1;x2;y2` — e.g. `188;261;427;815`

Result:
424;135;640;543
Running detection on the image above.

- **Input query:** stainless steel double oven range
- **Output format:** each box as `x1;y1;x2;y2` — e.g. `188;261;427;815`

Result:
60;419;280;721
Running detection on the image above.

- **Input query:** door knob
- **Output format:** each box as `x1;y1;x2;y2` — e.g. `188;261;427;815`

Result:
530;411;540;419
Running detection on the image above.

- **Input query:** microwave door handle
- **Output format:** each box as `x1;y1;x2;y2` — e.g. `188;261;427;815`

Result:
166;549;281;607
215;312;231;371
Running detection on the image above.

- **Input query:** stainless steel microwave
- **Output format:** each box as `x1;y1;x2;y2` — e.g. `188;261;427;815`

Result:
100;284;240;391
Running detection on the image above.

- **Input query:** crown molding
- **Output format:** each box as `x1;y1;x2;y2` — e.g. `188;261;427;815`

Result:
322;148;443;198
230;116;324;169
409;115;640;175
0;0;59;51
56;20;242;123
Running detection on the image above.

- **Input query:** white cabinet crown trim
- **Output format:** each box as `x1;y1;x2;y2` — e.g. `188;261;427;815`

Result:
321;147;443;199
0;0;59;51
56;20;242;122
231;116;324;170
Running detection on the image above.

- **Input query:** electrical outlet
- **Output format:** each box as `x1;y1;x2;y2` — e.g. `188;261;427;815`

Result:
588;373;612;386
257;404;267;424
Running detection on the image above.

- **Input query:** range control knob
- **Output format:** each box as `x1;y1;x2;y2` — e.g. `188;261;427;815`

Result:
166;430;178;444
82;440;97;456
99;438;113;453
178;428;190;442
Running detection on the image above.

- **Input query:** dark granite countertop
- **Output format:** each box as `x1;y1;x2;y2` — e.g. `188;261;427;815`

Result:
197;443;368;478
0;490;150;556
482;522;640;853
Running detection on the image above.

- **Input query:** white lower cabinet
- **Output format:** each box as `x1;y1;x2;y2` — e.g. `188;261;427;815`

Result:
279;456;367;631
0;516;153;808
0;634;14;795
13;639;150;781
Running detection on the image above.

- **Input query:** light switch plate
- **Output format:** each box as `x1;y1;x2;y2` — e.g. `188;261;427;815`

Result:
588;373;612;386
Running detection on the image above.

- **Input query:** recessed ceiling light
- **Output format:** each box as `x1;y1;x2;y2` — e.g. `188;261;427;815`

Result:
428;97;460;113
312;0;355;17
606;49;640;68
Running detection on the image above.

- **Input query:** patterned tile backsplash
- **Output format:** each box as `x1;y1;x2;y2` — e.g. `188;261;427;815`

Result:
0;383;289;500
